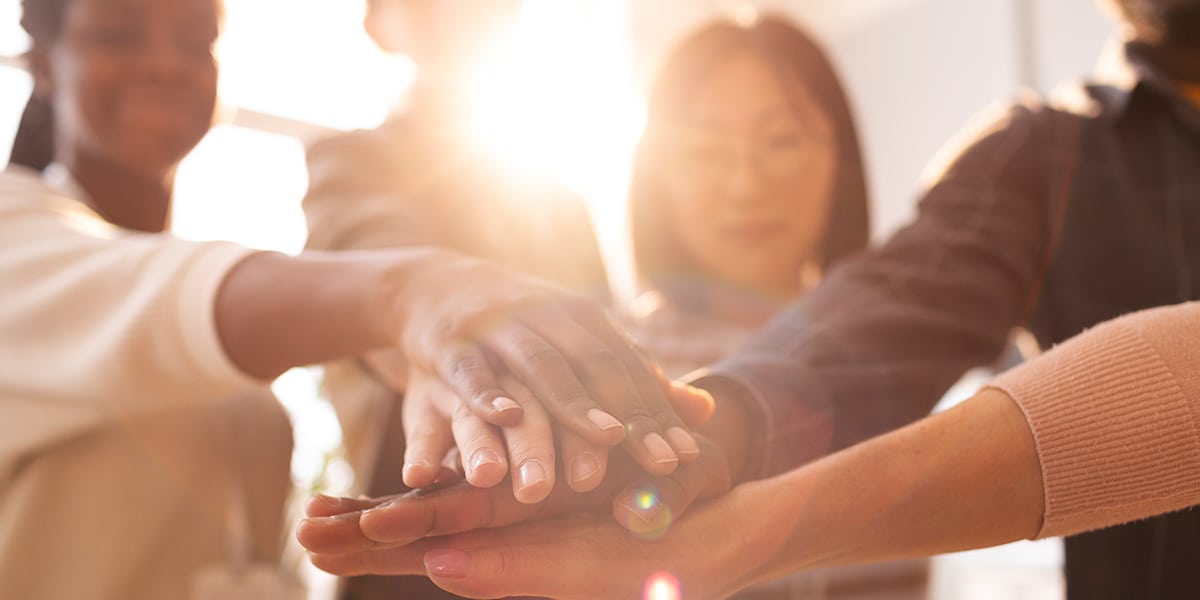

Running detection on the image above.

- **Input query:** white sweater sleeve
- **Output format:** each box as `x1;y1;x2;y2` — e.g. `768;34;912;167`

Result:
0;170;263;412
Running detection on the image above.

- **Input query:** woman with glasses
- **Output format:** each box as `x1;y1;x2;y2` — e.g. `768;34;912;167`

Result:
625;14;869;379
622;13;926;599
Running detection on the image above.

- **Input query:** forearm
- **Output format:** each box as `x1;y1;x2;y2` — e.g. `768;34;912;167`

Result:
215;250;414;379
736;388;1042;588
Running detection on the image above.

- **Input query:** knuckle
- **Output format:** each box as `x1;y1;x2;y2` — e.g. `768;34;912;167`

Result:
447;352;490;382
515;338;561;367
554;390;595;413
452;402;476;421
490;546;519;578
581;348;622;376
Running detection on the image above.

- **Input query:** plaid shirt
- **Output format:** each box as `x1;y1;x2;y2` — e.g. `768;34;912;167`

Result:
701;42;1200;599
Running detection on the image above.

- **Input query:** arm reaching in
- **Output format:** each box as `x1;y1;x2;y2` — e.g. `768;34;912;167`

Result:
218;248;703;475
300;388;1039;599
299;302;1200;599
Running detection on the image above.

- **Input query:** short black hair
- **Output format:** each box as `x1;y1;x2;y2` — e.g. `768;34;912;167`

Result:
1106;0;1200;46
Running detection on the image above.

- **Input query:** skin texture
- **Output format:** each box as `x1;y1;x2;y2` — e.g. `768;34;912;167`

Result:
216;248;704;481
660;49;837;303
298;389;1042;600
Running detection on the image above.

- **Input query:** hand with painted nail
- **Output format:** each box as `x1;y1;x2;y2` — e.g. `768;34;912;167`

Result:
401;368;606;502
297;444;746;600
393;250;706;477
297;433;731;566
400;370;716;503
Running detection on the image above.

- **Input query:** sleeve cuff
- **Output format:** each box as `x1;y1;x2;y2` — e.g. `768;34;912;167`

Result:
987;305;1200;538
175;242;265;389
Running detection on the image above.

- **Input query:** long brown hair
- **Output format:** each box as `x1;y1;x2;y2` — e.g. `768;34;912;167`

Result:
630;14;870;294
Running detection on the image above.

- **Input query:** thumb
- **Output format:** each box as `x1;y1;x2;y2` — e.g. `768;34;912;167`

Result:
667;380;715;427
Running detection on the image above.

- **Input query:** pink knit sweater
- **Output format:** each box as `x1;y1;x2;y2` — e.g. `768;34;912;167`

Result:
987;302;1200;538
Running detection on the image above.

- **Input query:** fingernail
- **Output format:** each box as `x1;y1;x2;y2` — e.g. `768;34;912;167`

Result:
519;459;548;490
492;396;521;414
569;452;600;485
587;409;623;432
643;433;678;465
469;448;502;474
665;427;700;458
616;490;665;534
311;493;339;506
403;460;430;479
425;549;469;579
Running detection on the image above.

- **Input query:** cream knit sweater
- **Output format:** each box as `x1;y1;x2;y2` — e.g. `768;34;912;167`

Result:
0;166;261;476
0;167;296;599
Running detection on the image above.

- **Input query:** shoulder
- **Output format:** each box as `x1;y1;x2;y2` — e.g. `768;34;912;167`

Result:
0;167;65;211
919;91;1075;191
307;125;397;160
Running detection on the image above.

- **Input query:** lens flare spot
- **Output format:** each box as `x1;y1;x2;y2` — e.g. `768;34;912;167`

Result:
643;571;681;600
636;490;657;511
617;487;674;540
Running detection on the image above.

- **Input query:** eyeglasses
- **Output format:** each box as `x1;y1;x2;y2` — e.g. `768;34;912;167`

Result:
658;122;827;183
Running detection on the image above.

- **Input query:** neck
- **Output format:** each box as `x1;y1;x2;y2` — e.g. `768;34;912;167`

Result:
408;73;476;121
59;149;174;233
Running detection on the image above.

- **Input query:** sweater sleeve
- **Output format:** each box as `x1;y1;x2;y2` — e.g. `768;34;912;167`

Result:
0;171;263;413
986;302;1200;539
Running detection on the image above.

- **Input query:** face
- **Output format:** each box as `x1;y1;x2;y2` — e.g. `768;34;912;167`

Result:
656;50;837;298
365;0;521;73
34;0;220;173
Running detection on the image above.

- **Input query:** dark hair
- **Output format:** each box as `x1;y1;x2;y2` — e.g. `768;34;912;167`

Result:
629;14;870;294
1105;0;1200;46
11;0;70;171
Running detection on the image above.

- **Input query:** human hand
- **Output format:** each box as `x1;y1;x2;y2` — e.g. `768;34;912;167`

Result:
401;364;718;504
300;474;769;600
401;368;611;502
297;430;731;560
381;249;705;475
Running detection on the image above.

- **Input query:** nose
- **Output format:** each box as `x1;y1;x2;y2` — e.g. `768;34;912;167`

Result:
721;145;766;204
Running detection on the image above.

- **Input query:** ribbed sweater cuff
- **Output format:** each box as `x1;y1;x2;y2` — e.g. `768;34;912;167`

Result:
987;304;1200;539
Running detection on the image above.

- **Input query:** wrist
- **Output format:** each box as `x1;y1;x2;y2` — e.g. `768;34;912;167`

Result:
686;477;803;597
368;246;446;348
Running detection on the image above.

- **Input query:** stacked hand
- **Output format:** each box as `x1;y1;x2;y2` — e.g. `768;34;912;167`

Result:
297;424;740;599
302;249;746;596
369;250;720;483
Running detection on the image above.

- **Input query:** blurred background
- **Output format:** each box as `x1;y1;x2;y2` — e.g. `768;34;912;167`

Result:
0;1;1112;597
